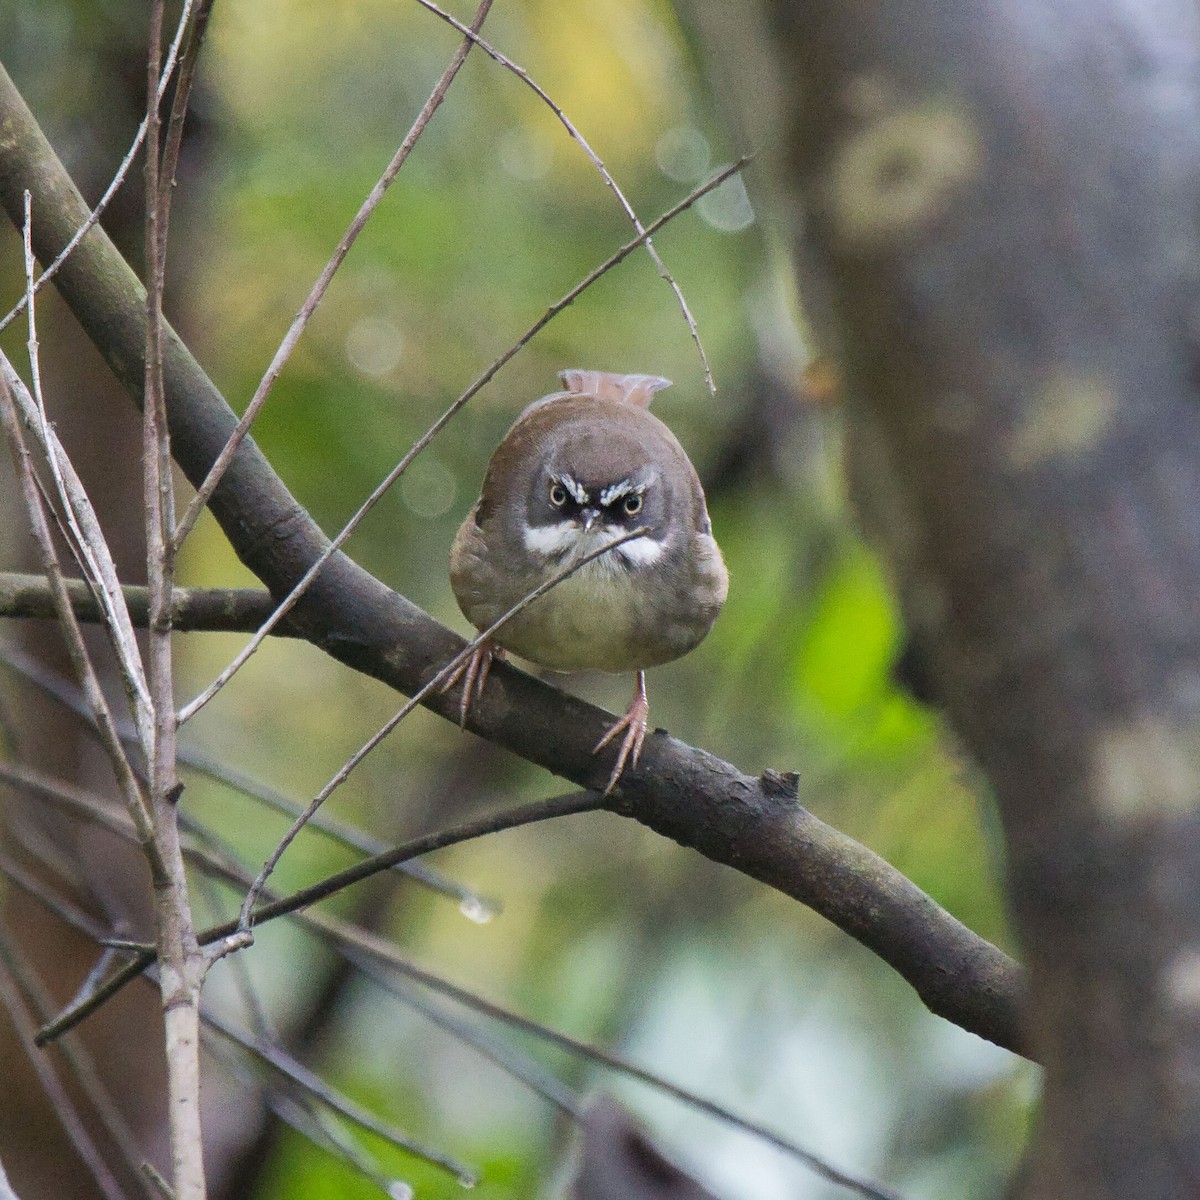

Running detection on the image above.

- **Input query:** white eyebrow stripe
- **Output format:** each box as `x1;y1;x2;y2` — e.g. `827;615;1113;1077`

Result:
599;479;640;506
556;475;590;505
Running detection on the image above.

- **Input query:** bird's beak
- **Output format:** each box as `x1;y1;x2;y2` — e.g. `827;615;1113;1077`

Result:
580;507;600;533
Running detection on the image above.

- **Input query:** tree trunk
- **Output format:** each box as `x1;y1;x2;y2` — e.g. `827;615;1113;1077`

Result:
762;1;1200;1195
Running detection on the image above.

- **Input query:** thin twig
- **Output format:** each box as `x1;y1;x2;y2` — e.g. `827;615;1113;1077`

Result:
10;213;154;744
202;1009;477;1185
171;0;494;552
189;849;899;1197
413;0;716;394
237;525;649;929
191;871;390;1192
2;812;100;914
417;157;747;419
202;1036;408;1199
0;850;411;1196
386;979;583;1118
108;802;900;1200
157;0;215;241
0;640;492;911
0;848;115;945
0;372;157;852
0;844;405;1196
35;951;156;1044
0;572;290;634
3;791;897;1198
347;941;904;1200
0;924;162;1200
0;0;196;335
3;347;153;742
36;790;601;1044
174;159;747;727
192;754;501;918
0;941;128;1200
138;1165;175;1200
143;6;207;1193
0;2;196;336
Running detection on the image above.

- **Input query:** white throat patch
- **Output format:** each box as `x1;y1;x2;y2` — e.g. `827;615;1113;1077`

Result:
522;521;582;559
522;523;664;569
612;535;663;566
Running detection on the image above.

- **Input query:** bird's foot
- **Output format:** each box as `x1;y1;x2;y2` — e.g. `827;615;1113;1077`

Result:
441;636;502;727
593;671;649;794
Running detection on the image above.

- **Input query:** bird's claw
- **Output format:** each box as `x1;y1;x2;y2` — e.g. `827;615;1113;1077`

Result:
441;637;499;727
593;673;649;794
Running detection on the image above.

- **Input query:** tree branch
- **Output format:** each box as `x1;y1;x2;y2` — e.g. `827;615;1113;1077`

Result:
0;571;296;635
0;62;1026;1056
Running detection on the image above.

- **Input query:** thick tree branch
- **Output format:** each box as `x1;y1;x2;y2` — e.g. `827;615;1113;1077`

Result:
0;62;1025;1055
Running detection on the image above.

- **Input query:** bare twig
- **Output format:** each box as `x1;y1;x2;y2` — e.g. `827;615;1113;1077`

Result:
0;572;289;634
141;7;208;1194
192;872;405;1195
0;844;424;1195
157;0;215;237
10;218;153;743
0;641;493;911
36;790;601;1044
424;158;748;415
138;1165;175;1200
188;755;500;918
0;848;114;947
4;783;896;1199
0;923;162;1200
0;0;196;335
202;1010;477;1185
0;373;157;852
385;980;584;1117
34;948;157;1040
21;787;896;1200
237;525;649;929
0;941;127;1200
413;0;716;393
202;1037;408;1199
3;346;152;742
171;0;495;552
351;945;904;1200
174;857;899;1200
175;160;746;727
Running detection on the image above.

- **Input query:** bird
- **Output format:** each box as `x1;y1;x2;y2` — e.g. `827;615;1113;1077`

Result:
448;368;727;792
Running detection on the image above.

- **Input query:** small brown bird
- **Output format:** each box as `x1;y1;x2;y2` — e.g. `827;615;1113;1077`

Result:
448;369;727;792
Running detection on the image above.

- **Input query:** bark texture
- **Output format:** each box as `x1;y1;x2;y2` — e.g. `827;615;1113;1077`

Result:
766;1;1200;1195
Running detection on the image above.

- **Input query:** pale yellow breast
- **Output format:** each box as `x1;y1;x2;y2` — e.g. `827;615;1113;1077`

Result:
492;564;648;673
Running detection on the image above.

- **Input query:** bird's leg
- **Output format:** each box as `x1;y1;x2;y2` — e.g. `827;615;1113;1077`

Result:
593;670;649;794
440;636;503;727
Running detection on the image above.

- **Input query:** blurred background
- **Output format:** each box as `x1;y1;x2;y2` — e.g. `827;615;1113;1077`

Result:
0;1;1034;1197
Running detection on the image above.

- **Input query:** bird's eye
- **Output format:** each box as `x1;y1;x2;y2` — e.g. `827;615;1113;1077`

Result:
623;493;643;516
549;482;568;508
